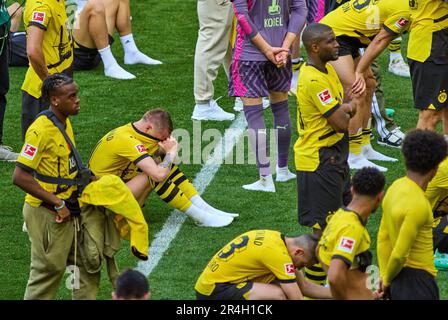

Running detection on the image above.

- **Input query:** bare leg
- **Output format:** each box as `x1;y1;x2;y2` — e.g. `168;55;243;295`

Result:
249;283;288;300
72;0;109;50
417;109;441;131
7;2;23;33
126;173;152;207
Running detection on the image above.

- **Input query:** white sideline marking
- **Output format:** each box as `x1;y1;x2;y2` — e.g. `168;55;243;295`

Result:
136;113;246;276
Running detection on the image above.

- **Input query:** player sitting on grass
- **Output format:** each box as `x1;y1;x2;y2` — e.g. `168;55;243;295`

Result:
88;108;237;227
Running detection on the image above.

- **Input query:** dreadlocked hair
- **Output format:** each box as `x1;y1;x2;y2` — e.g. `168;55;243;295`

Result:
41;73;74;103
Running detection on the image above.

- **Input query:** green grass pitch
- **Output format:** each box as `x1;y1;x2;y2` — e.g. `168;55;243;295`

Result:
0;0;446;299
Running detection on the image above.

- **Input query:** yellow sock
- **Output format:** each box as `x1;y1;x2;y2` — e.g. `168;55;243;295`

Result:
169;165;198;199
362;128;372;147
154;167;192;212
388;37;402;53
349;133;363;155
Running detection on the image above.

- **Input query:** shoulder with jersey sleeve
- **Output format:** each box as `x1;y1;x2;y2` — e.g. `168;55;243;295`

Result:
25;0;53;30
382;1;411;35
113;125;151;164
261;232;297;282
331;223;364;267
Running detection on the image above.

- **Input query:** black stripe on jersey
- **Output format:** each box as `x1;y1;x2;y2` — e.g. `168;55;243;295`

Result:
303;272;327;281
382;24;399;37
277;279;297;283
331;255;353;268
28;22;47;30
318;130;337;141
322;103;341;118
163;186;181;203
435;14;448;23
133;154;150;165
155;179;172;196
306;264;326;272
16;162;34;173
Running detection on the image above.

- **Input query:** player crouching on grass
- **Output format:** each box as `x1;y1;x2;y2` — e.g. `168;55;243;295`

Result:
317;167;385;299
195;230;332;300
88;108;237;228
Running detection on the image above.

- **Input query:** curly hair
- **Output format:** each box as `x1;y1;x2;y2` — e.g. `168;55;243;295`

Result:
352;167;385;197
41;73;74;103
402;129;447;174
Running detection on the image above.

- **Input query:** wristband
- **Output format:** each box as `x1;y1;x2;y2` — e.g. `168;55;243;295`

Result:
54;200;65;211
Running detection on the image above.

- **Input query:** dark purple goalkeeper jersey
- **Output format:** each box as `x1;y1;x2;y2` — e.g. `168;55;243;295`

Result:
232;0;308;62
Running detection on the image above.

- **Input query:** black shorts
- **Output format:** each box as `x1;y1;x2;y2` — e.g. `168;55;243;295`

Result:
73;41;101;71
335;36;367;59
73;35;114;71
433;216;448;254
409;59;448;111
297;135;351;230
389;267;439;300
196;282;253;300
8;32;28;67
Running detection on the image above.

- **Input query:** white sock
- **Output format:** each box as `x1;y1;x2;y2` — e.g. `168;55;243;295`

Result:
98;45;118;69
389;52;402;61
184;204;208;223
190;195;208;209
120;33;139;54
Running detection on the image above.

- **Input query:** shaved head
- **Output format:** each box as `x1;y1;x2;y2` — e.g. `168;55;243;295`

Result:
302;23;334;53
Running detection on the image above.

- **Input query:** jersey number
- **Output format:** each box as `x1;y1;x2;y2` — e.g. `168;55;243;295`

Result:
352;0;375;12
217;235;249;261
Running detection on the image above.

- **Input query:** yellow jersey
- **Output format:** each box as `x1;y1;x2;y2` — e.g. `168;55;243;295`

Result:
426;157;448;215
22;0;73;98
88;123;160;181
378;177;436;287
294;63;346;172
408;0;448;63
195;230;297;296
318;207;371;269
320;0;411;46
16;115;78;207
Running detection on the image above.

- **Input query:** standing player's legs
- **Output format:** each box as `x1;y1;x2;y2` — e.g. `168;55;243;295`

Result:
330;53;386;171
102;0;162;65
268;60;296;183
410;59;448;132
23;204;75;299
297;145;351;287
72;0;135;79
358;64;397;163
388;36;410;78
229;59;273;191
0;24;18;161
192;0;234;121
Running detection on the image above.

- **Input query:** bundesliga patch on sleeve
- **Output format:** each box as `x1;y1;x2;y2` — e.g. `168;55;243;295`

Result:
284;263;295;276
337;237;355;254
395;17;409;29
22;144;38;160
135;144;146;154
317;89;333;105
32;11;46;24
